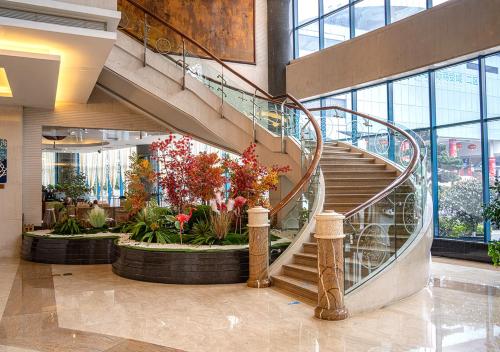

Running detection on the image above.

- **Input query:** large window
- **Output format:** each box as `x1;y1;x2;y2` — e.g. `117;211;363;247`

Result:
293;0;444;58
436;124;484;240
390;0;426;23
393;73;430;129
486;54;500;119
353;0;385;37
303;52;500;243
435;61;481;126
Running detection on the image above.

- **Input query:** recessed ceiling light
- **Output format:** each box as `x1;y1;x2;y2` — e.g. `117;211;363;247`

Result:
0;67;12;98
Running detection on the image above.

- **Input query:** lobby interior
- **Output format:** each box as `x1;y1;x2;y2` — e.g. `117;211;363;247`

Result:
0;0;499;351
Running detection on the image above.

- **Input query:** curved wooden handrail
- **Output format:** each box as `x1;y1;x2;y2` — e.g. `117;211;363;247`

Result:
120;0;323;217
306;105;421;218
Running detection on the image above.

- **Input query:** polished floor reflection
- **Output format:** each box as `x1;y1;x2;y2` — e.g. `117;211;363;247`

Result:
0;257;498;351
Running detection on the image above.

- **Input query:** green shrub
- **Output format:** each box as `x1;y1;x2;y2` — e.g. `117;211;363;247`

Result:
87;206;107;228
53;216;81;235
129;206;178;243
488;241;500;266
450;223;467;237
188;205;211;228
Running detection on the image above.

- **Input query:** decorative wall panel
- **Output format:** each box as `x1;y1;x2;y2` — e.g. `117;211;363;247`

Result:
118;0;255;64
0;138;6;184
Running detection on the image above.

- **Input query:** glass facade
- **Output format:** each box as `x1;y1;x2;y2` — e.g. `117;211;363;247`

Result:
293;0;448;58
303;52;500;242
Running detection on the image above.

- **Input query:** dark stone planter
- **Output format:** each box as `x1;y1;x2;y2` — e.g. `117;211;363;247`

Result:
431;238;490;263
112;245;250;284
21;234;118;265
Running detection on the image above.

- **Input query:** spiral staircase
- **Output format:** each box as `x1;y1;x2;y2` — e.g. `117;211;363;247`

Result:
102;0;432;313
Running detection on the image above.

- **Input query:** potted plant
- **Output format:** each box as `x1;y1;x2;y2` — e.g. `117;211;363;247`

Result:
483;177;500;265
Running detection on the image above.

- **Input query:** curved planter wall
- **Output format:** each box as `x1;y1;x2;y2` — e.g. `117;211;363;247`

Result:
112;245;250;284
21;234;118;265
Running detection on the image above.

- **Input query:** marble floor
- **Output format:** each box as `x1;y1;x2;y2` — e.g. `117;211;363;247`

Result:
0;257;498;352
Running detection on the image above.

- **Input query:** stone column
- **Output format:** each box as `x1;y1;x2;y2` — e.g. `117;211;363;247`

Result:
314;211;349;320
247;206;271;288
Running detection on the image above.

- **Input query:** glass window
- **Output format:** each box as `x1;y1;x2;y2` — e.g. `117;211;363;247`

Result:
297;0;319;26
354;0;385;37
390;0;426;23
393;73;430;129
322;93;352;141
432;0;450;6
324;7;350;48
437;124;484;241
435;60;481;126
486;54;500;119
357;84;388;120
323;0;349;14
296;21;320;57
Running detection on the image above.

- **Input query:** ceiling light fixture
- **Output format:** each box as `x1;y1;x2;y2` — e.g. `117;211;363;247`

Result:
0;67;12;97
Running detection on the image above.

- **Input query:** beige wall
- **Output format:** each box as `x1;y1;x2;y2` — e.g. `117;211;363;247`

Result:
23;88;166;226
286;0;500;99
0;106;23;258
58;0;117;10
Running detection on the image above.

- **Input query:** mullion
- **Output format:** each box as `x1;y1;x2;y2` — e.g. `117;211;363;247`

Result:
479;56;491;243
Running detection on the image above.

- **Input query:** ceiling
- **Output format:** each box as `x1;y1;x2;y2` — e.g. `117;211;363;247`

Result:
0;0;120;108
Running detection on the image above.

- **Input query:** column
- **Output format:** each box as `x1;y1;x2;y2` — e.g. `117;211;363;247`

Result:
247;206;271;288
314;211;349;321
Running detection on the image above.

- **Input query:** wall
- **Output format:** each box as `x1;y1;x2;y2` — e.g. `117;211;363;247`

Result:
0;106;23;258
23;87;167;226
286;0;500;100
58;0;117;10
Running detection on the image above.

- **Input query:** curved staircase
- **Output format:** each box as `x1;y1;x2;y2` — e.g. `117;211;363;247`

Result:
272;140;400;301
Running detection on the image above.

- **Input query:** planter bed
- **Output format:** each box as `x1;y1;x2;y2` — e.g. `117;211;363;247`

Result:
21;231;121;265
112;238;290;285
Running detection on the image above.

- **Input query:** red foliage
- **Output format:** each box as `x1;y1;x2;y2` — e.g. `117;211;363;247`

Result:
151;134;226;211
189;152;225;203
150;134;195;212
223;143;290;207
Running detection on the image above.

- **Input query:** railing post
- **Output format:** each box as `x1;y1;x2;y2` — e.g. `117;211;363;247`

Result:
247;206;270;288
252;90;257;143
182;39;186;90
143;14;149;67
314;210;349;321
220;68;224;118
280;100;286;153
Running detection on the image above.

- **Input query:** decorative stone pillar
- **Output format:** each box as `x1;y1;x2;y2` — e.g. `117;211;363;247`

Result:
247;206;271;288
314;211;349;320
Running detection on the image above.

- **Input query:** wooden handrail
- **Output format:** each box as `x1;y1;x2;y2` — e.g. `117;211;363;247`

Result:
306;105;421;218
119;0;323;217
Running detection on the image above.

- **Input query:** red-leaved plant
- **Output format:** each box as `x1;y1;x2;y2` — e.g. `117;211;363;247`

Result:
223;143;290;208
151;134;195;212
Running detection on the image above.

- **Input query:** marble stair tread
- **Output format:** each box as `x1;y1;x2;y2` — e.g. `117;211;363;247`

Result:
272;274;318;301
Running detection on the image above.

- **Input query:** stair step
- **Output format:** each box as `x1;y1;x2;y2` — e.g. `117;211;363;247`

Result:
323;170;397;176
324;178;394;186
321;157;375;163
272;275;317;302
293;252;317;267
320;163;387;171
303;241;317;254
322;152;364;157
326;194;375;202
282;263;318;283
323;146;351;152
325;185;386;194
